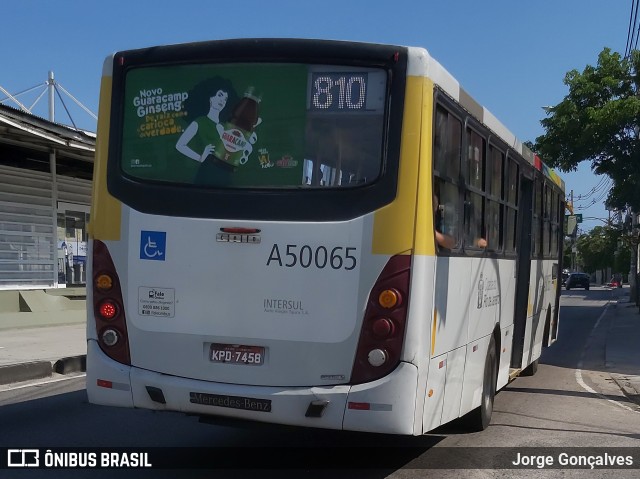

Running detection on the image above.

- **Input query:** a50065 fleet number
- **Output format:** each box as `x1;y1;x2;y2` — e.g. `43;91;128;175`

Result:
266;244;357;270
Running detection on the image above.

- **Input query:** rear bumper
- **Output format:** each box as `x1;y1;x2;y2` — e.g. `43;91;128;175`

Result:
86;340;418;435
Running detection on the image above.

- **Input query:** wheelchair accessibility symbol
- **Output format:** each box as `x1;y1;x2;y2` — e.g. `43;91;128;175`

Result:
140;231;166;261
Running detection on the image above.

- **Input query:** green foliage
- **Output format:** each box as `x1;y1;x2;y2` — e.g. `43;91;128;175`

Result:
535;48;640;210
614;241;631;274
575;225;629;274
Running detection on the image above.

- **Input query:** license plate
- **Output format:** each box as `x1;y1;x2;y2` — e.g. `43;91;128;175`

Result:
210;343;265;365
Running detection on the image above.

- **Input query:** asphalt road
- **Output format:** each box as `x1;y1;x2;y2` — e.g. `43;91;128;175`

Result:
0;287;639;478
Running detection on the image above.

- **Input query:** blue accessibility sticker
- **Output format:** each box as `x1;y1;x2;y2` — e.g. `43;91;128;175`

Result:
140;231;166;261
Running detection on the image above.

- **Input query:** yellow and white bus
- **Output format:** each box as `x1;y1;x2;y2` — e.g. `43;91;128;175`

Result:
87;39;564;435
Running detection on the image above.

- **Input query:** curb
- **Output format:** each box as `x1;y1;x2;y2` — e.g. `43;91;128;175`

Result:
609;375;640;405
0;361;52;385
54;355;86;375
0;355;87;386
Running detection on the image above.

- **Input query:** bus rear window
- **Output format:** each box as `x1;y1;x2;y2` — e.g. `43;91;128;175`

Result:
120;64;387;189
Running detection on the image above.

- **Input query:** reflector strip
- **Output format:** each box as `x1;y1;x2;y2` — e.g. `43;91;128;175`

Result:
96;379;130;391
347;402;392;411
97;379;112;388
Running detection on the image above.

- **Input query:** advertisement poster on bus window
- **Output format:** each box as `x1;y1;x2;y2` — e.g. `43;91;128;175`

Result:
120;64;308;187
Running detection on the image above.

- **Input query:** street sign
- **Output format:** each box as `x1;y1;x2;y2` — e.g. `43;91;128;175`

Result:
565;215;578;236
575;214;582;223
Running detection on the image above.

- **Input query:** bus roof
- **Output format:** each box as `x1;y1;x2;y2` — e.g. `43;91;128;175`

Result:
406;46;564;191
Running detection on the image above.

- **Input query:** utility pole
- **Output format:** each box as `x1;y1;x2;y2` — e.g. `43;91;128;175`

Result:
631;210;639;303
570;190;577;271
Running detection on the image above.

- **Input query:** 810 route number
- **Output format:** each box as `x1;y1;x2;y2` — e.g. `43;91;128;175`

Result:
266;244;357;270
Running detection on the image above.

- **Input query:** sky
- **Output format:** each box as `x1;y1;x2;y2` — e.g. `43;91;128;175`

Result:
1;0;631;232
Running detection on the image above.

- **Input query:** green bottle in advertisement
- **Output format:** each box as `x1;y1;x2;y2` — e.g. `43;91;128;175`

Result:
213;88;261;169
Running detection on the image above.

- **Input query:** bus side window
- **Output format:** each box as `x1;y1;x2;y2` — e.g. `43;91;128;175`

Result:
464;127;486;250
505;158;518;253
533;178;543;257
433;105;462;252
486;145;504;251
435;179;460;250
464;192;484;247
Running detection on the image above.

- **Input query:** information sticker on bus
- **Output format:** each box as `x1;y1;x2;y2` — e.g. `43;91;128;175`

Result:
210;344;265;366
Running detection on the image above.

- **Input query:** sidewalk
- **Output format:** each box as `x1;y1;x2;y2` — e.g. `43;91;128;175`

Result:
0;288;639;404
0;322;86;385
0;288;87;385
606;288;640;404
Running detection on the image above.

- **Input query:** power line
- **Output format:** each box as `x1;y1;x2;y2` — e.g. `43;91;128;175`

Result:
626;0;637;57
626;0;640;57
573;179;613;210
571;176;609;201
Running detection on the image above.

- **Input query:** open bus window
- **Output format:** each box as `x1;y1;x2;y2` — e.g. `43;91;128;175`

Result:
120;64;387;190
465;192;484;248
434;179;460;250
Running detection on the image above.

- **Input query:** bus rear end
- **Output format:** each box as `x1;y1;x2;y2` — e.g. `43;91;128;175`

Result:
87;39;423;435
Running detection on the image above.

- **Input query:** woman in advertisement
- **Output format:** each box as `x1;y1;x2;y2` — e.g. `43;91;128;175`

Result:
175;77;240;185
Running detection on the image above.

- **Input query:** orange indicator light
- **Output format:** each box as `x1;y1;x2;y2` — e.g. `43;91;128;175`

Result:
95;274;113;291
378;289;400;309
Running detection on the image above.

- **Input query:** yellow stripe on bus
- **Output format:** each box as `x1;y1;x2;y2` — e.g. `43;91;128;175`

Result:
414;78;436;256
372;76;425;255
89;75;121;241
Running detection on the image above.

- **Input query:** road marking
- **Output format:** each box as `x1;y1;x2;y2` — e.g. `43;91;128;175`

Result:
1;373;86;392
575;303;639;414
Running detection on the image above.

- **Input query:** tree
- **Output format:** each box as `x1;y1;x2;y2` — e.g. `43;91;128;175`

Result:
535;48;640;210
614;241;632;278
575;225;629;275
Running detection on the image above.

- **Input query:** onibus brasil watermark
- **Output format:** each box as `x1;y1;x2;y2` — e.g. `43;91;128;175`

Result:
6;449;151;469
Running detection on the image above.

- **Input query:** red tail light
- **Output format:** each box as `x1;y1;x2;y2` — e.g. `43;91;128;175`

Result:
92;240;131;365
98;300;118;320
350;254;411;384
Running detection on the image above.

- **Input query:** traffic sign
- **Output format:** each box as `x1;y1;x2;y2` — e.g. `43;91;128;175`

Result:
564;214;578;236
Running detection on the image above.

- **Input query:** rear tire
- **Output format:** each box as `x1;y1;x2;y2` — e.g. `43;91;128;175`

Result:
464;335;497;431
521;358;538;376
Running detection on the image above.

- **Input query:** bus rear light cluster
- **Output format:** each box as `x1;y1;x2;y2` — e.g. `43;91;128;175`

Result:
350;254;411;384
92;240;131;365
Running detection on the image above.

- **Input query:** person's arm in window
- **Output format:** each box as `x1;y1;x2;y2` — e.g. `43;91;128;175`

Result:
436;230;456;249
434;193;456;250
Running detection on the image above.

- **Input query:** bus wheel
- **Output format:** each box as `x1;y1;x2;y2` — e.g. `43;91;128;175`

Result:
464;335;497;431
521;358;538;376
